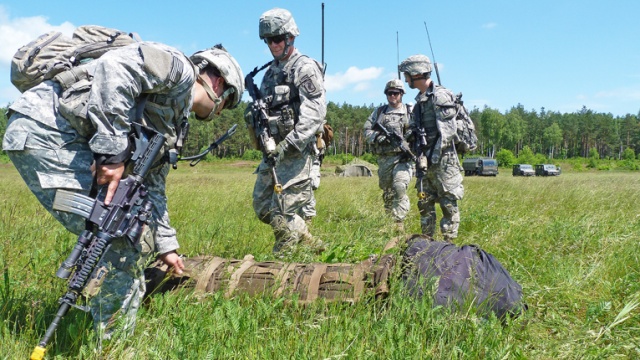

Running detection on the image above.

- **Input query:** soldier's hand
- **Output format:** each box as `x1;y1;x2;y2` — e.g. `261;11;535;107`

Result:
376;135;388;144
404;129;415;142
159;250;185;275
95;162;125;205
270;140;289;164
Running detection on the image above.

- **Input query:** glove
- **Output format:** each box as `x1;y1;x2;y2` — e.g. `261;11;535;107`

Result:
270;140;289;164
404;129;415;142
376;134;388;144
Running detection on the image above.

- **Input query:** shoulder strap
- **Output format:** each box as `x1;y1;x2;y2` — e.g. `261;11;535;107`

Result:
375;105;388;123
405;103;413;117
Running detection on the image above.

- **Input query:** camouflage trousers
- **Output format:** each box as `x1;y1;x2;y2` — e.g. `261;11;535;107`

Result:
253;157;316;253
415;152;464;241
300;156;321;220
2;114;162;339
377;154;412;222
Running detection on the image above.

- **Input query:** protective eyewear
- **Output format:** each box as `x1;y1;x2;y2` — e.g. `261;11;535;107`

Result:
264;35;288;45
386;91;402;96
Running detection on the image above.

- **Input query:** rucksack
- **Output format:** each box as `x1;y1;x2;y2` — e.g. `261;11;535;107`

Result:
452;93;478;154
10;25;140;93
401;235;526;319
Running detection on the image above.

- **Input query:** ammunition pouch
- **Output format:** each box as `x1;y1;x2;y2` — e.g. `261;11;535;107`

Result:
267;107;296;143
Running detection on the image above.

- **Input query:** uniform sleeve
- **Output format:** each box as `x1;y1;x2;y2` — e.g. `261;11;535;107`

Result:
86;44;183;156
285;60;327;151
363;109;380;144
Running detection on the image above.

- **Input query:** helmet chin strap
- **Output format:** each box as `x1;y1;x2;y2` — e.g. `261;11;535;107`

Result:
195;74;234;121
274;37;293;61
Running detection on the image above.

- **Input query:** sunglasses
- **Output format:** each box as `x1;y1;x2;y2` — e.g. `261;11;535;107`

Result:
264;35;288;45
386;91;402;96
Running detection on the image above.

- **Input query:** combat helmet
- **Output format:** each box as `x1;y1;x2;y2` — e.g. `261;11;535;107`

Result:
259;8;300;39
190;45;244;116
398;55;432;76
384;79;405;94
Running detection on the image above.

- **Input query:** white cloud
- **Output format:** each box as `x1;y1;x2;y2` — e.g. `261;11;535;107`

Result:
595;87;640;101
325;66;384;92
482;22;497;30
0;6;75;64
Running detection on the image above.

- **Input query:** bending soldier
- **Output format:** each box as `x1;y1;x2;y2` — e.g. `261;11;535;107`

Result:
3;39;244;340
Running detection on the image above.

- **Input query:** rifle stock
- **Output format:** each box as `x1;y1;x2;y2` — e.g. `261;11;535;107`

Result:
31;127;164;360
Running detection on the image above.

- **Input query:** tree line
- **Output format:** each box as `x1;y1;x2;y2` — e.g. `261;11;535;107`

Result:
2;102;640;162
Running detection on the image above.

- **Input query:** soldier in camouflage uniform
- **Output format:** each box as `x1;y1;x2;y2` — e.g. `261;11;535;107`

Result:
399;55;464;242
363;79;413;231
2;41;244;339
249;8;327;253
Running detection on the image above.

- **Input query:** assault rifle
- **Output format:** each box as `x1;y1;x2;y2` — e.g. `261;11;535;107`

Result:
373;122;416;162
244;63;282;194
30;124;165;360
412;124;430;200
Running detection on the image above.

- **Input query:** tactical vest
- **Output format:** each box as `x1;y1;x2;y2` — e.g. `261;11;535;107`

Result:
418;96;439;146
260;52;323;143
372;103;412;156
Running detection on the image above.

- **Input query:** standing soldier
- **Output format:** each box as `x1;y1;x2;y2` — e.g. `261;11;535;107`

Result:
249;8;327;254
363;79;413;231
399;55;464;242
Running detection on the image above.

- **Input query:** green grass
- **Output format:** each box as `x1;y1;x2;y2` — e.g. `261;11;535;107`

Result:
1;162;639;359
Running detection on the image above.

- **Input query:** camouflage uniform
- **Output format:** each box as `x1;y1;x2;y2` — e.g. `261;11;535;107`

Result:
252;48;326;252
364;103;413;222
251;8;326;253
3;42;195;338
411;84;465;240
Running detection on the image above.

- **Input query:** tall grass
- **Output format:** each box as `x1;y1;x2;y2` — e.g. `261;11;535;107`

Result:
1;162;639;359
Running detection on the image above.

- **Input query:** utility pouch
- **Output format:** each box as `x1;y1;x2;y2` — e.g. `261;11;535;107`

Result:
279;107;295;134
268;115;280;136
271;85;291;108
57;78;95;138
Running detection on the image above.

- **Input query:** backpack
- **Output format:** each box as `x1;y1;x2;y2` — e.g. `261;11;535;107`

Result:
452;93;478;154
401;235;526;319
10;25;140;93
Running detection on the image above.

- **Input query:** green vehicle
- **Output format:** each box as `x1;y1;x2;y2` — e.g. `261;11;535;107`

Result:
535;164;561;176
462;158;498;176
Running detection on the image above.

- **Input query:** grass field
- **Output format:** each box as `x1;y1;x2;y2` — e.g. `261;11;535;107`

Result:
1;160;639;359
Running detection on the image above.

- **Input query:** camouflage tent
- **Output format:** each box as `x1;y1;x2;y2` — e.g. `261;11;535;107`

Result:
333;158;376;177
335;164;373;177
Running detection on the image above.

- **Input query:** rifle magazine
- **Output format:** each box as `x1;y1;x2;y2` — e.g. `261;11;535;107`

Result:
52;189;95;219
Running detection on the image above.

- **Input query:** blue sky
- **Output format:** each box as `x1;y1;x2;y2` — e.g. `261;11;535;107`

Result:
1;1;639;117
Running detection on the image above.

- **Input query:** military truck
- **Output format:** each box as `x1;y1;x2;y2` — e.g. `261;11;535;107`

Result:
512;164;535;176
535;164;561;176
462;157;498;176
